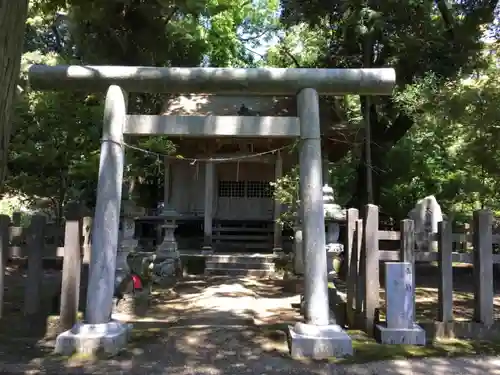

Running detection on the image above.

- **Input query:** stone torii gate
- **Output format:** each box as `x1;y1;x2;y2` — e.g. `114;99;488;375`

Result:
28;65;395;358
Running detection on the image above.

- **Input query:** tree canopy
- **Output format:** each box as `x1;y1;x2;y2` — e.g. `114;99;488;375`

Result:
2;0;500;223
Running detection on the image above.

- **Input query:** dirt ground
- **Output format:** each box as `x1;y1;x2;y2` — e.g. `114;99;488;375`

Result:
0;264;499;374
0;266;311;374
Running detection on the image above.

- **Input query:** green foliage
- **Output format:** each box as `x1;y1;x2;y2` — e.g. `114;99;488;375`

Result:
278;0;498;208
271;166;299;227
378;44;500;220
272;154;358;227
10;0;500;226
33;0;279;68
9;52;103;216
9;0;280;214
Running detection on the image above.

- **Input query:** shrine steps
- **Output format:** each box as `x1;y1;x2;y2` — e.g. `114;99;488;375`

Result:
212;221;274;252
204;253;276;277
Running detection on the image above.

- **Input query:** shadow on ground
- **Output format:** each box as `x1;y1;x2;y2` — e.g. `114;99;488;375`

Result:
335;263;500;322
0;272;499;374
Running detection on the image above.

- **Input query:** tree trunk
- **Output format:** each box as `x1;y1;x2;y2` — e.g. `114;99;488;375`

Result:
348;101;414;209
0;0;29;193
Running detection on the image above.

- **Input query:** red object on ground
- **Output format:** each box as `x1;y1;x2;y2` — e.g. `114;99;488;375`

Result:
131;274;143;290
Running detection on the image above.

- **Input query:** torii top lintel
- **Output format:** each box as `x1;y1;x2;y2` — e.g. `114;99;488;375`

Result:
28;65;396;96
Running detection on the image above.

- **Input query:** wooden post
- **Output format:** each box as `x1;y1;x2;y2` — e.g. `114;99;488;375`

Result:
472;210;494;326
355;219;364;321
345;208;359;327
399;218;416;320
60;203;82;330
203;161;214;250
24;215;45;316
437;220;453;322
363;204;379;335
0;215;10;318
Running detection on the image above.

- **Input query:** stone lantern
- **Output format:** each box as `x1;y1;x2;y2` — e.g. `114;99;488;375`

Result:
153;205;182;285
323;184;346;277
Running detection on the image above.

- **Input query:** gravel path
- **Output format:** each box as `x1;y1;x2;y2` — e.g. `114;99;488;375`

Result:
0;275;497;374
0;351;497;374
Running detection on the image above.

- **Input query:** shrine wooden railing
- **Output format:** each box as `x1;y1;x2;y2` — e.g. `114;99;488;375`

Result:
343;205;500;340
0;213;92;262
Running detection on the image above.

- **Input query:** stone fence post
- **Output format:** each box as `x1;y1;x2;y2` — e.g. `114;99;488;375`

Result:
60;202;82;331
24;215;46;316
472;210;494;326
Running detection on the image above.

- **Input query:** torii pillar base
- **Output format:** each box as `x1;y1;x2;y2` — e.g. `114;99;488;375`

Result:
54;321;132;356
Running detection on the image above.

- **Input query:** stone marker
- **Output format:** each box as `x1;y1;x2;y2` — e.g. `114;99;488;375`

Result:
408;195;443;252
375;262;425;345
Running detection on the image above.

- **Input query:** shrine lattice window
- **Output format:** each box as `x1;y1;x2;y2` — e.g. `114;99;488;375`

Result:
217;180;273;198
246;181;274;198
218;181;245;197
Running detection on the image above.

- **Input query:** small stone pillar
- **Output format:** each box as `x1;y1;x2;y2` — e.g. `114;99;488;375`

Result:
375;262;426;345
153;206;182;285
116;200;140;272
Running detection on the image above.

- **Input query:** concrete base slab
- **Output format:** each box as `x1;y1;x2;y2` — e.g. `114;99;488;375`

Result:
288;322;353;359
54;320;132;356
375;323;426;345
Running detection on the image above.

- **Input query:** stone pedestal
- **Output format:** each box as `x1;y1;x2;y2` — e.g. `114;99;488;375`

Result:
154;207;181;285
289;322;353;359
55;321;132;356
375;262;426;345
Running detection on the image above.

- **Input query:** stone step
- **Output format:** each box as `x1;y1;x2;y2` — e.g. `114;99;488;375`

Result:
206;254;276;264
205;261;275;270
204;267;274;277
214;227;272;233
212;235;272;241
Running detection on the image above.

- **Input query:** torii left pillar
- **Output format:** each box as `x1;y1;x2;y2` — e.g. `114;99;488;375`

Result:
55;85;131;355
288;89;353;359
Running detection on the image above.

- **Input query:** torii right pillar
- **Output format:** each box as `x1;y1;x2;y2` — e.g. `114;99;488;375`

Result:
289;88;353;359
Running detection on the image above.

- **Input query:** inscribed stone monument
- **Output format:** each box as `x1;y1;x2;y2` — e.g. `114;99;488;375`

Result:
408;195;443;252
375;262;426;345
